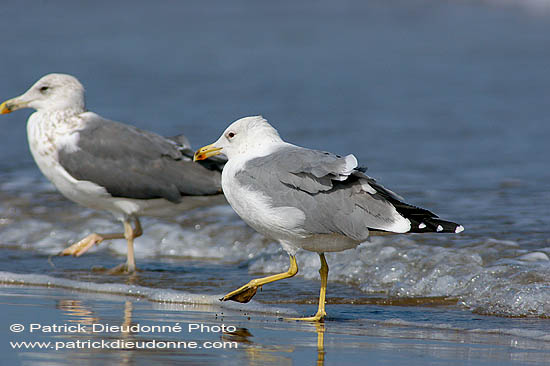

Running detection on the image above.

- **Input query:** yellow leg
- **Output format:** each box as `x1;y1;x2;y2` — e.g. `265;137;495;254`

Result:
221;254;298;303
287;253;329;322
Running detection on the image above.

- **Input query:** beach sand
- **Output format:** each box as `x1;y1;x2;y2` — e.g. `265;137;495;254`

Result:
2;284;548;366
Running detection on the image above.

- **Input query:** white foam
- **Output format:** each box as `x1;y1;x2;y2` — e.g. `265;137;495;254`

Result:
517;252;549;262
3;171;550;318
0;271;295;316
0;188;261;262
253;236;550;318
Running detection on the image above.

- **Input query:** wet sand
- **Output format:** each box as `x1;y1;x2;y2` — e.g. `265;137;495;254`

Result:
2;284;548;366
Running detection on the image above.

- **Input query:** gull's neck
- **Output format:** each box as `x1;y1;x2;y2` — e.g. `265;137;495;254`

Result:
37;105;85;116
34;106;86;121
230;139;286;161
29;107;87;134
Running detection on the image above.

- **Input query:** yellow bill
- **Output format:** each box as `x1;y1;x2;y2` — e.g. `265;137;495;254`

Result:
0;97;27;114
0;100;13;114
194;144;222;161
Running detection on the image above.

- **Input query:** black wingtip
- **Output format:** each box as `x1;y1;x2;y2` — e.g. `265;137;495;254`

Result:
407;218;464;234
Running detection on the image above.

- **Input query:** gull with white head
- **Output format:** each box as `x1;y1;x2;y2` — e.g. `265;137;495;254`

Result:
195;115;464;321
1;73;225;273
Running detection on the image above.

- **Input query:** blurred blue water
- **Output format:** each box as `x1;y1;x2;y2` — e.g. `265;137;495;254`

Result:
2;0;549;240
2;1;549;178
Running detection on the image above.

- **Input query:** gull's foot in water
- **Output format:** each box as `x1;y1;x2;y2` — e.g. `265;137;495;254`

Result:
220;284;259;303
59;234;104;257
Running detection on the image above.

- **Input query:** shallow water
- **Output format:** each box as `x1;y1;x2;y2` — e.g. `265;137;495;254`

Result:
1;0;550;364
1;283;550;365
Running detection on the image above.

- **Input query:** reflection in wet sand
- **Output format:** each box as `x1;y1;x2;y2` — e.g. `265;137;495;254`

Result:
56;299;99;325
5;285;550;366
315;323;326;366
221;322;327;366
222;326;294;366
120;302;133;366
56;298;137;366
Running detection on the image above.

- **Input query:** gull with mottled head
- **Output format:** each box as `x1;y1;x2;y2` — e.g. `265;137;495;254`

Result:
195;116;464;321
1;73;225;273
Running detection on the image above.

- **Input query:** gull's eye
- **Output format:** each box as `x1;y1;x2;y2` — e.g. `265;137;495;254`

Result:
39;86;49;93
227;131;236;139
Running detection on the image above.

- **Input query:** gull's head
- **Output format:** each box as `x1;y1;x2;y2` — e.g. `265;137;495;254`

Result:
194;115;282;161
0;73;85;115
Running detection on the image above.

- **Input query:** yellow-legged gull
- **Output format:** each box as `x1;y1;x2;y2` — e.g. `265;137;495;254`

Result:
194;116;463;321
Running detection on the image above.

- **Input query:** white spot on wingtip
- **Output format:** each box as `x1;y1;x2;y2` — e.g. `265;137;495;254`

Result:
455;225;464;233
436;225;443;232
418;223;426;229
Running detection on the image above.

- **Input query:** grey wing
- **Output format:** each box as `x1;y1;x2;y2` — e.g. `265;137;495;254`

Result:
236;146;435;240
58;114;222;202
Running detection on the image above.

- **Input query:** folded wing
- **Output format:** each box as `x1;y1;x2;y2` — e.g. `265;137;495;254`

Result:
236;145;462;241
58;113;222;202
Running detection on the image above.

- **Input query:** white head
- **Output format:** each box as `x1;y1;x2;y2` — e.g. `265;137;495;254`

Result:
195;116;283;161
0;73;85;115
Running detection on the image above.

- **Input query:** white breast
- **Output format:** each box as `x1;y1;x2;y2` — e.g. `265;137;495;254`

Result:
221;155;308;242
26;111;111;210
